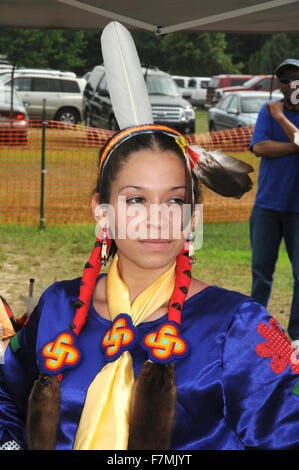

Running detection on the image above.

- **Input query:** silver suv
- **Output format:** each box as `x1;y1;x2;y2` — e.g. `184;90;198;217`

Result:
3;69;86;123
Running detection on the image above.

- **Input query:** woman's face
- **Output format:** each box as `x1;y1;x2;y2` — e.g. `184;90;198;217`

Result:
100;146;191;271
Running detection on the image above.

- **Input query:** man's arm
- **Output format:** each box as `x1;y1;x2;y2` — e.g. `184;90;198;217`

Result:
252;140;299;158
252;101;299;158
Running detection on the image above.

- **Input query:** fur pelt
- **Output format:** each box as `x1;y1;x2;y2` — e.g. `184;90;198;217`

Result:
26;374;61;450
128;361;177;450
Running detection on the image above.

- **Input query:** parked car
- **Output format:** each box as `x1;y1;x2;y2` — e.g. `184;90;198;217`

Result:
208;90;283;132
0;85;28;143
205;74;252;108
84;66;196;134
172;75;192;98
172;75;210;107
186;77;210;107
3;69;85;123
214;75;280;103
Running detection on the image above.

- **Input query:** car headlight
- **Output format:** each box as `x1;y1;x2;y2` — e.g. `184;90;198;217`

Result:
181;107;195;121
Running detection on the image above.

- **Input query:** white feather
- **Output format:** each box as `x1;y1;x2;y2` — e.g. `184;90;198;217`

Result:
101;21;153;130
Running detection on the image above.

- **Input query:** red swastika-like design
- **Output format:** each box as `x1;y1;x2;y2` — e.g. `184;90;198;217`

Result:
42;332;80;373
143;323;188;362
256;317;299;375
102;316;135;358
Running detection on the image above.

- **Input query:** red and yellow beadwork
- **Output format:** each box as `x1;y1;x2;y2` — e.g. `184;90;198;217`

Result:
102;314;136;360
142;322;189;363
41;331;81;374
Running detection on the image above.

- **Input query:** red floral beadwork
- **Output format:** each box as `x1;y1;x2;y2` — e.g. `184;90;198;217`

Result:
256;317;299;374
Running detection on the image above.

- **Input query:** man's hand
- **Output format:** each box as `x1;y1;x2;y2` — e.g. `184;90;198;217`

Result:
266;101;284;120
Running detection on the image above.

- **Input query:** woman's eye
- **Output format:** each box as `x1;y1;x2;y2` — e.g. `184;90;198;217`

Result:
169;198;185;205
126;197;145;204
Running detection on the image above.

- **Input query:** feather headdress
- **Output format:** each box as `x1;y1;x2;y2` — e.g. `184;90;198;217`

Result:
101;21;153;129
100;21;253;199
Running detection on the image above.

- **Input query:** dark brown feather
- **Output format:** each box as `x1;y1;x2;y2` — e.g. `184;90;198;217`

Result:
26;374;61;450
128;361;176;450
191;146;254;199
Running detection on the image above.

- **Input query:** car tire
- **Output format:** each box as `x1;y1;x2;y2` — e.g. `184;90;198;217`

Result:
209;121;217;132
85;110;101;143
55;108;79;124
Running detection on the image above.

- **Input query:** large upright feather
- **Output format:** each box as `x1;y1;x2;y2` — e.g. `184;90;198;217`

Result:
101;21;153;130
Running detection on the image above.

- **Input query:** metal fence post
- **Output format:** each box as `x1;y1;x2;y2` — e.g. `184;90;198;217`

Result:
39;99;47;230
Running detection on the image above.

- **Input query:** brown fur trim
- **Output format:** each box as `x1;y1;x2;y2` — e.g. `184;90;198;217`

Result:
26;374;61;450
128;361;176;450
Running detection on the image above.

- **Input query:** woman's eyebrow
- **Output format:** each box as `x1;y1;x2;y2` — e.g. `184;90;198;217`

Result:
119;185;186;192
119;185;144;192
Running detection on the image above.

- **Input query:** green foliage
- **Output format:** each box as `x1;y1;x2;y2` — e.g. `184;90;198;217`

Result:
248;33;299;74
133;31;243;76
1;28;299;79
0;28;87;73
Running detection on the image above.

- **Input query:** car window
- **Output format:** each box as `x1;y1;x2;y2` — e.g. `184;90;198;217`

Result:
0;72;12;83
97;75;110;95
217;94;233;109
230;78;247;86
201;80;209;89
32;77;60;92
241;96;269;113
174;78;184;87
9;76;32;91
146;75;179;96
242;76;262;87
60;79;80;93
0;89;20;105
228;95;239;111
188;79;196;88
254;77;272;90
209;78;219;88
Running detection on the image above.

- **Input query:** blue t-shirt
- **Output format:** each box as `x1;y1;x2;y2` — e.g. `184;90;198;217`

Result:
250;101;299;212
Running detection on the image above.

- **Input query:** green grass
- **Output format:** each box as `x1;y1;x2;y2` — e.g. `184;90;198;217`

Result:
195;108;209;134
0;222;293;331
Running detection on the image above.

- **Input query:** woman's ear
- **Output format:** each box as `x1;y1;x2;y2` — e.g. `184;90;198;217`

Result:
91;193;101;223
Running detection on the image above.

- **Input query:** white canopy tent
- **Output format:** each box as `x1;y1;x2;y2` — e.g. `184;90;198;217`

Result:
0;0;298;33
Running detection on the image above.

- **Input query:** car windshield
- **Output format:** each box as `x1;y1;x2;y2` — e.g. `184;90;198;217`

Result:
209;78;219;88
242;76;264;87
0;89;21;105
0;72;12;83
146;75;180;96
241;96;269;113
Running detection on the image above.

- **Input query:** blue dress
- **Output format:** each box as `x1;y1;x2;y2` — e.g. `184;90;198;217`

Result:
1;275;299;450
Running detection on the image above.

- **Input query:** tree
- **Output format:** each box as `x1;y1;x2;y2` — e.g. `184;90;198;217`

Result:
159;32;241;76
0;28;87;73
248;33;299;74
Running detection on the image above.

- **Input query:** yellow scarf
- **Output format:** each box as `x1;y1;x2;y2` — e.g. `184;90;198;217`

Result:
73;254;176;450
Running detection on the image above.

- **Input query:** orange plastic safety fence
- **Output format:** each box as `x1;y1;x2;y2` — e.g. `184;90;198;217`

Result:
0;120;257;225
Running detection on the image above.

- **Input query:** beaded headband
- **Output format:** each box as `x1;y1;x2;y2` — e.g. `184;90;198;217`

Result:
99;124;191;182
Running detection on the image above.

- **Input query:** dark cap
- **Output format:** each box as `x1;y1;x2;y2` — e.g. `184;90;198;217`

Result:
275;59;299;77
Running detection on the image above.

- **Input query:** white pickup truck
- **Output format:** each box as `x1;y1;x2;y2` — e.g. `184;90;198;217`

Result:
172;75;210;107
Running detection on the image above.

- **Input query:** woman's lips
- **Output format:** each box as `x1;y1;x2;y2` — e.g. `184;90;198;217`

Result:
138;239;174;250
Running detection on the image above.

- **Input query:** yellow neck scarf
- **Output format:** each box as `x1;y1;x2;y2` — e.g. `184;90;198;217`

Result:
73;254;176;450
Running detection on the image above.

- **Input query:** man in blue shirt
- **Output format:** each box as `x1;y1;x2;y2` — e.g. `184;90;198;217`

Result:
250;59;299;345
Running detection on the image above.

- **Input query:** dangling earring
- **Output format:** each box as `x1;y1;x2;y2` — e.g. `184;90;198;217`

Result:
187;233;196;265
100;228;109;266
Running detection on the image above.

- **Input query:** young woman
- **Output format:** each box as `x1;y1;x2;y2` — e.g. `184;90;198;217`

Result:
1;124;299;451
